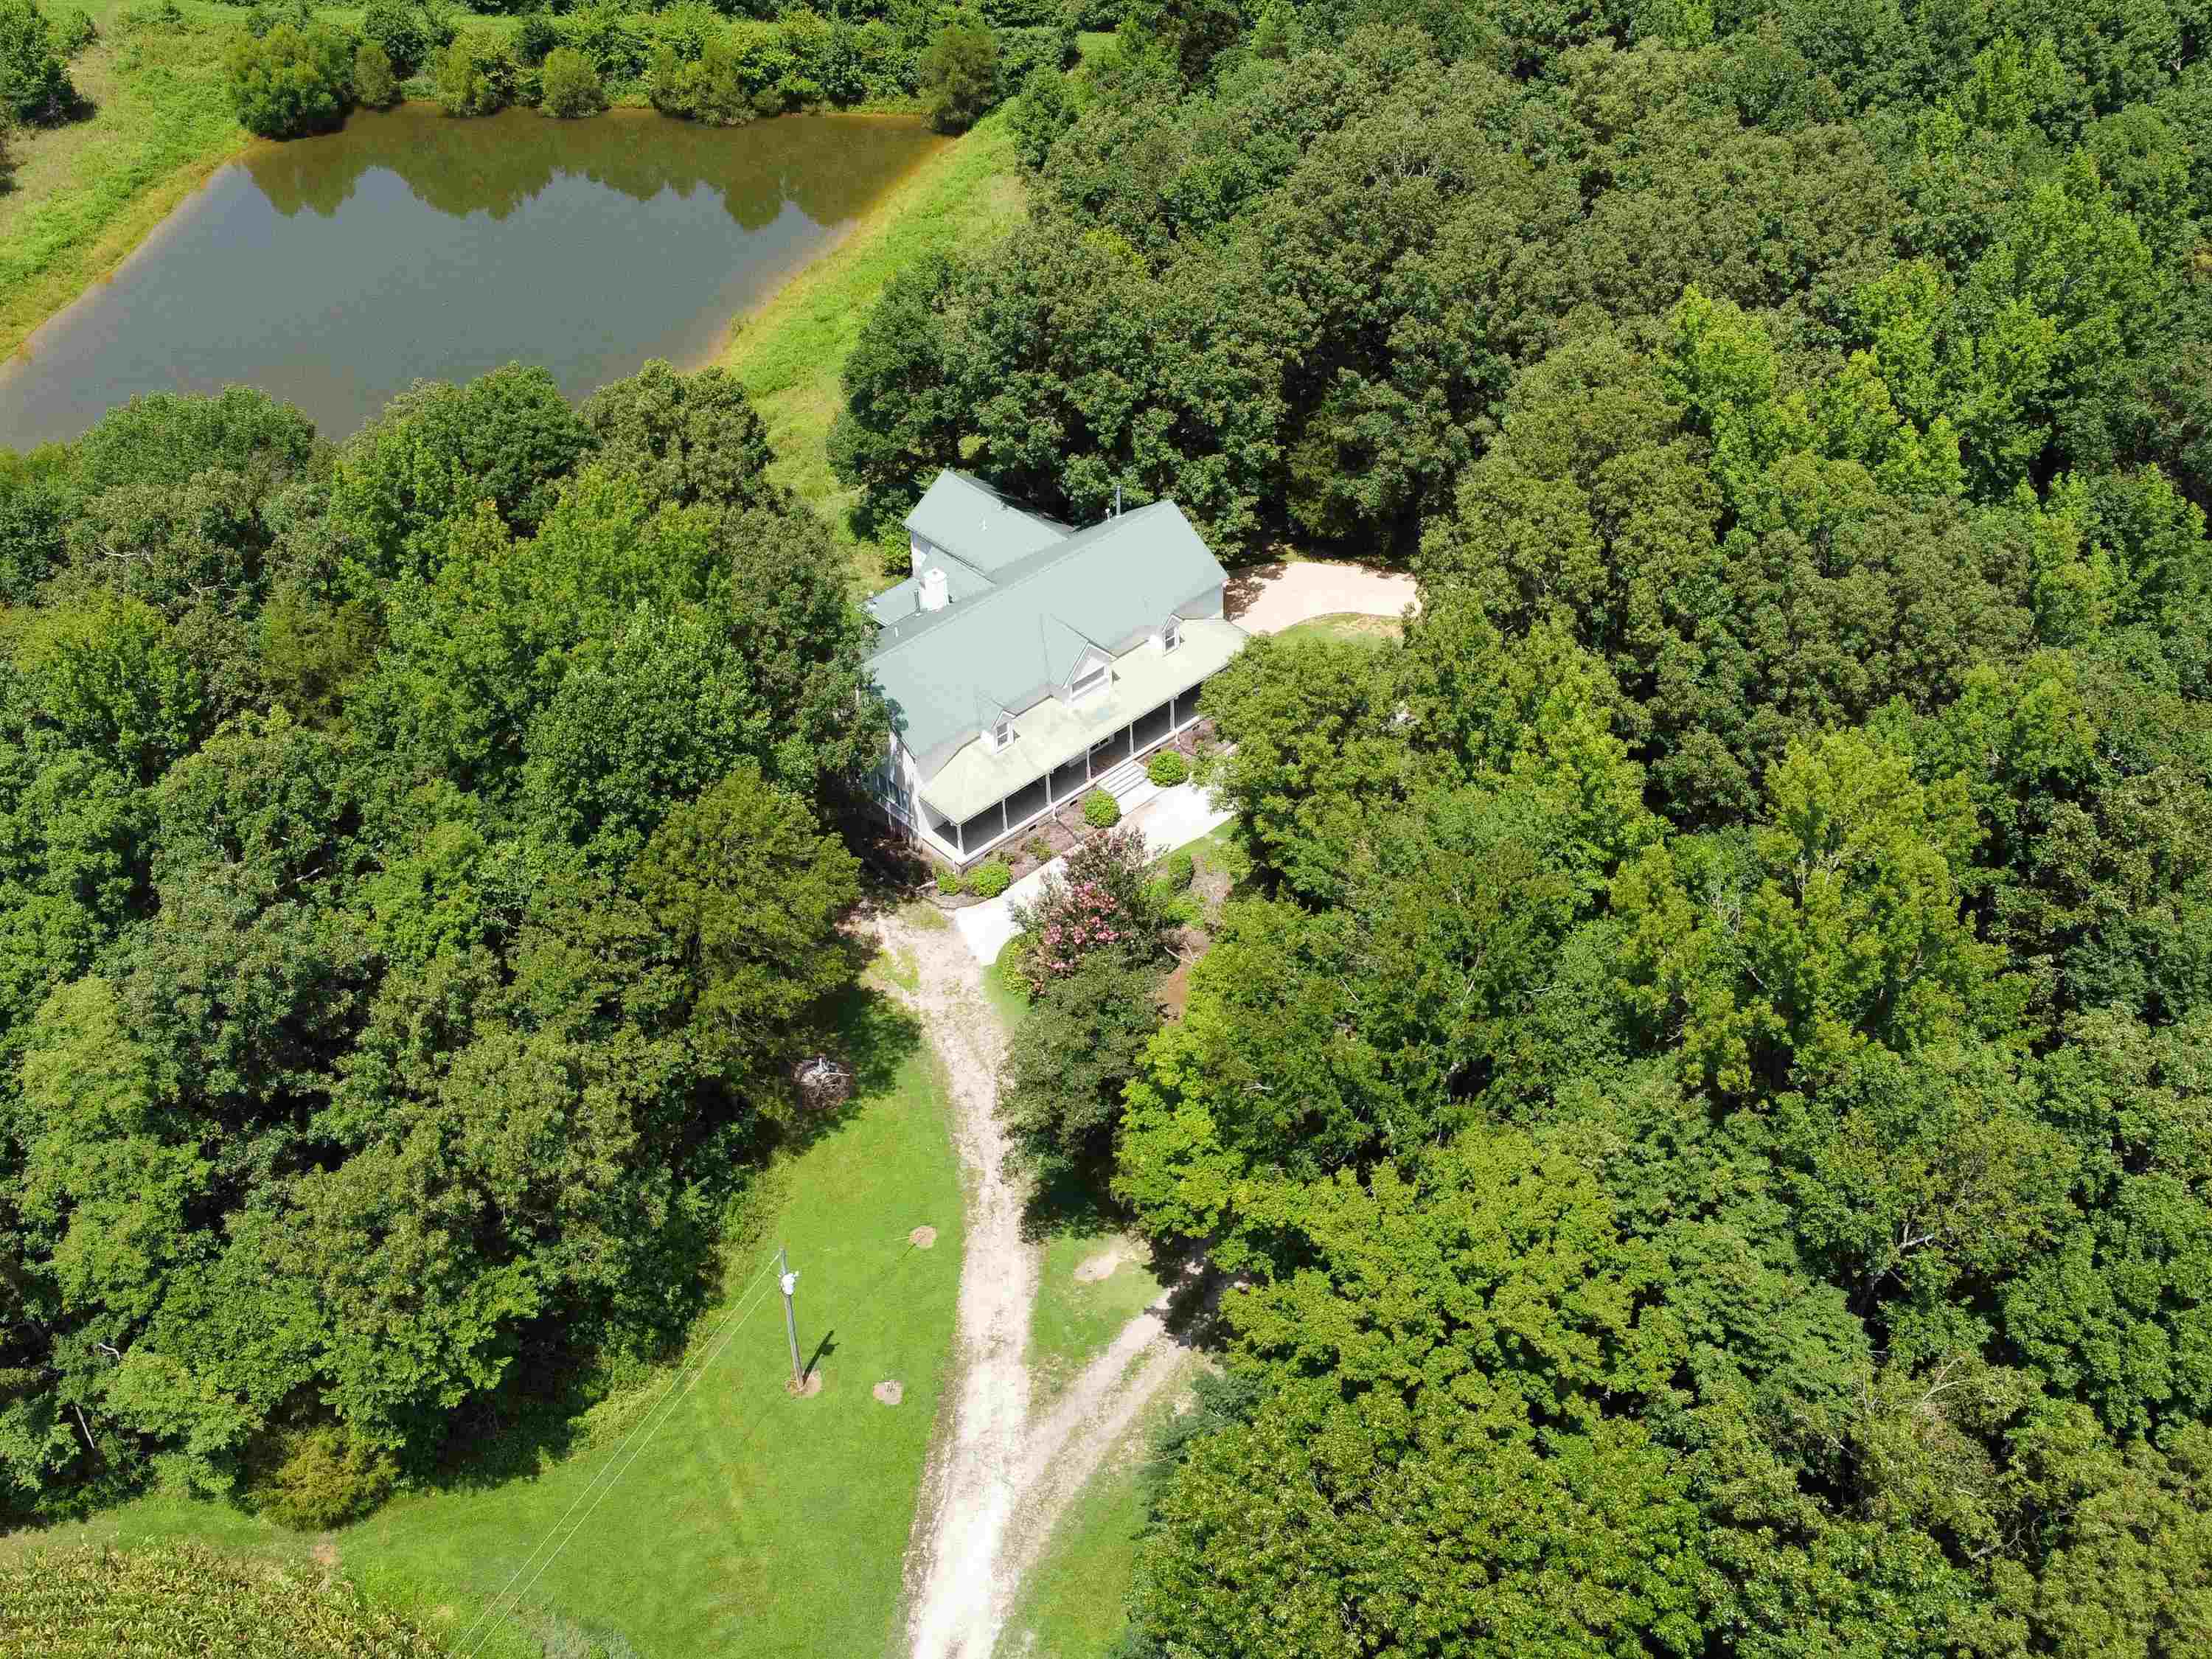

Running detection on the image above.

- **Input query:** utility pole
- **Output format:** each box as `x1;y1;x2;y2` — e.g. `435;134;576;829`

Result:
778;1245;802;1388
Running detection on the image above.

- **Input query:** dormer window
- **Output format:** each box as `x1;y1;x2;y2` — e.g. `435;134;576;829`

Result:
1071;661;1109;700
1160;616;1181;653
989;712;1017;752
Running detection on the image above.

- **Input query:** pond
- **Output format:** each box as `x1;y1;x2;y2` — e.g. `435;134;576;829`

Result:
0;105;947;451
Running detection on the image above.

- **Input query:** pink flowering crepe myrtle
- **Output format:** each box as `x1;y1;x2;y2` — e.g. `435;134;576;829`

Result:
1009;827;1158;993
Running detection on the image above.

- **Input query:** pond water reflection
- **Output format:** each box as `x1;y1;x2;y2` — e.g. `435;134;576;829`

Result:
0;105;945;450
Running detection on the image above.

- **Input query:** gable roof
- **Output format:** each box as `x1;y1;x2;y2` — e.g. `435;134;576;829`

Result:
903;470;1072;574
869;482;1231;780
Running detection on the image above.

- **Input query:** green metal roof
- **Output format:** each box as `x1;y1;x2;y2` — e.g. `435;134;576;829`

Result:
902;470;1071;574
869;481;1237;782
865;548;997;625
919;618;1244;822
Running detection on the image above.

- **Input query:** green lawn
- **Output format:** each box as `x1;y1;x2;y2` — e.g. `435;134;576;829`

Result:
995;1393;1180;1659
1273;611;1403;647
1027;1230;1169;1402
3;971;964;1659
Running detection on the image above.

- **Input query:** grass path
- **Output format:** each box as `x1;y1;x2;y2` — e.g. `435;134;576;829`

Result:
1;975;964;1659
720;106;1024;540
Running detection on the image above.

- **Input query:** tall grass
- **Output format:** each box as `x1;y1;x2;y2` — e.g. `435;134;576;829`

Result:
0;21;243;357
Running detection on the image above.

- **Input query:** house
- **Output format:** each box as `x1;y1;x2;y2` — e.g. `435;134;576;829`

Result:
863;470;1245;867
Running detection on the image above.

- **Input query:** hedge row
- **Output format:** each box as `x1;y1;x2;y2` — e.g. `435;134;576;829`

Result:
225;1;1071;136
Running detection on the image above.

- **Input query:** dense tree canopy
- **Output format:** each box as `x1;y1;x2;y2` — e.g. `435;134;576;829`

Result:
810;4;2212;1655
8;0;2212;1650
0;367;883;1521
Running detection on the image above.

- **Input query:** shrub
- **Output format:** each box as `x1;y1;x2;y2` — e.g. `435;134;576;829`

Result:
225;23;353;140
970;860;1013;898
1009;824;1171;992
242;0;312;41
1147;748;1189;787
434;30;513;116
513;12;557;66
564;2;649;83
537;44;603;116
649;0;719;63
995;935;1034;1004
1023;835;1054;864
352;39;399;107
359;0;428;77
652;31;760;125
1;0;77;124
1162;849;1194;888
646;38;688;114
773;5;830;104
799;10;866;105
1082;788;1120;829
1008;63;1070;169
935;866;965;896
54;5;91;55
917;16;995;133
249;1423;397;1530
996;22;1071;90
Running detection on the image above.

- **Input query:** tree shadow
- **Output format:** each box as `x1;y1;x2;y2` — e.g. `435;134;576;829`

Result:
768;978;924;1162
400;1336;613;1498
832;801;929;900
1222;559;1284;623
1018;1161;1127;1245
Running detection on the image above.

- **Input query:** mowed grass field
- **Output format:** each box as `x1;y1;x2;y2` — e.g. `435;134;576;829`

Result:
1;973;965;1659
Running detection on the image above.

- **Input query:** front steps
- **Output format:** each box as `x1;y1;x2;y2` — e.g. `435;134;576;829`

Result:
1086;756;1160;816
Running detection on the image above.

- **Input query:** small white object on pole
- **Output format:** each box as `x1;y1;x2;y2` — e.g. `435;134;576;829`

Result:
778;1245;803;1388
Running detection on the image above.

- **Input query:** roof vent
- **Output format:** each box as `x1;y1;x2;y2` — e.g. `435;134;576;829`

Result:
920;568;950;612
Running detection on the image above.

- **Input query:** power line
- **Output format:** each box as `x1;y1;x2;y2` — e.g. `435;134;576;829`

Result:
446;1252;780;1657
461;1267;788;1659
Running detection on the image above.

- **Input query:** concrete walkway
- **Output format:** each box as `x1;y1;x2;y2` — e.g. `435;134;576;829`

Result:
952;781;1233;965
1231;560;1418;636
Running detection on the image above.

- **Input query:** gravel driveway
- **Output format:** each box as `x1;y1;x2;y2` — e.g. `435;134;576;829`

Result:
1228;559;1419;635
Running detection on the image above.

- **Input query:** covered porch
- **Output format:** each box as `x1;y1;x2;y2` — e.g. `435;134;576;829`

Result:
912;681;1212;866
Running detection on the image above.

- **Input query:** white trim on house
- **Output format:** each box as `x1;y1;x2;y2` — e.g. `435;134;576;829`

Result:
886;689;1214;869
